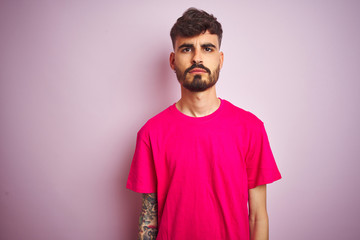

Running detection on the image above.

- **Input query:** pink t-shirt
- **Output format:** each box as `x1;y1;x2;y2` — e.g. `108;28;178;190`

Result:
126;98;281;240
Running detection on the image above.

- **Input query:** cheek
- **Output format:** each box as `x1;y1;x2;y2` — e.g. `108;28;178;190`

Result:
206;61;220;71
175;61;189;71
205;55;220;65
175;54;192;65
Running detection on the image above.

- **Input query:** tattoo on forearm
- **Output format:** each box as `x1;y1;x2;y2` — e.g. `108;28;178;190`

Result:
138;193;158;240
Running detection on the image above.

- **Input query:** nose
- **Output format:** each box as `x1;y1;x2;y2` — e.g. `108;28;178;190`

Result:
191;49;203;64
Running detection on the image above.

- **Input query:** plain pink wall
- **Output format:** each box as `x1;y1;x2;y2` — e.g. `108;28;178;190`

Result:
1;0;359;239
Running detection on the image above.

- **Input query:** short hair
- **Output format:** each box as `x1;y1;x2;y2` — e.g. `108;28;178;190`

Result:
170;8;223;49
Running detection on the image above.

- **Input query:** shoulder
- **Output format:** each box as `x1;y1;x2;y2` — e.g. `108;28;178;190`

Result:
137;104;174;137
222;99;264;127
222;100;270;145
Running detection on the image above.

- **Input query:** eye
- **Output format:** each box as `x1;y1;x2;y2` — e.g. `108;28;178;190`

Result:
204;47;213;52
181;47;191;53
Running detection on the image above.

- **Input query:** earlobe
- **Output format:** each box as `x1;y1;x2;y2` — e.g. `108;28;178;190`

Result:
169;52;175;70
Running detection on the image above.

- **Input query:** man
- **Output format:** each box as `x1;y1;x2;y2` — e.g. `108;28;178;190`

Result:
126;8;281;240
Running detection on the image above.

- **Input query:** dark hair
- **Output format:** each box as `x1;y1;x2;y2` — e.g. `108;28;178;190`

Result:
170;8;223;49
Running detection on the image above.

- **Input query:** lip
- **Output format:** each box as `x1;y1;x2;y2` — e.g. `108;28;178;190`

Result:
189;68;207;73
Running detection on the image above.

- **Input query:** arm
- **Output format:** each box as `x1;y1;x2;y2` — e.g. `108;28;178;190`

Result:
248;184;269;240
138;193;158;240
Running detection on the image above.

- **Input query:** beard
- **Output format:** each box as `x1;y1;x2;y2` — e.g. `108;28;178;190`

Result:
175;63;220;92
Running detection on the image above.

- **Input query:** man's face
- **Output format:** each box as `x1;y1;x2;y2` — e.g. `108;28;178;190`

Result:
170;31;224;92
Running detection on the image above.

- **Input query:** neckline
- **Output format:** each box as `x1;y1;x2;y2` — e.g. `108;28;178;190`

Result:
170;98;225;122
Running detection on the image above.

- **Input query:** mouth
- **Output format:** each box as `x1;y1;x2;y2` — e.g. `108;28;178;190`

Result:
189;68;208;74
184;64;211;76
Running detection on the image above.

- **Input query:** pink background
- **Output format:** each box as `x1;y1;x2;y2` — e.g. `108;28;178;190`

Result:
1;0;359;239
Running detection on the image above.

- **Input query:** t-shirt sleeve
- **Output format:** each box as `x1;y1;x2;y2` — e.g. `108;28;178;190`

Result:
245;122;282;189
126;127;157;193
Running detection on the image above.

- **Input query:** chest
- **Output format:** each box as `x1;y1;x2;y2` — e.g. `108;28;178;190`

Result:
152;124;249;179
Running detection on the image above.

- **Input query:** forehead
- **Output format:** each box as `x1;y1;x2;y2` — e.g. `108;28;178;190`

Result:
174;31;219;49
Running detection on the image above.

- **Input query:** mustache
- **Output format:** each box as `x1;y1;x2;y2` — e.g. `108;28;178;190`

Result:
184;63;211;75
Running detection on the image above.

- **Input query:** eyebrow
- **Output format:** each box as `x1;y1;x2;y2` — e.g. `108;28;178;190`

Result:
177;43;217;50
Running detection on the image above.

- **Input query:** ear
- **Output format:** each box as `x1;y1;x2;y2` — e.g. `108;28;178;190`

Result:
219;51;224;69
169;52;175;71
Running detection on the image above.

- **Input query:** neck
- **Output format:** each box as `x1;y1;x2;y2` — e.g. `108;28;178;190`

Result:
176;85;220;117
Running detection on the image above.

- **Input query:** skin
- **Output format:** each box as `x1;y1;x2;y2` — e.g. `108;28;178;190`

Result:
169;30;224;117
138;31;269;240
249;185;269;240
138;193;158;240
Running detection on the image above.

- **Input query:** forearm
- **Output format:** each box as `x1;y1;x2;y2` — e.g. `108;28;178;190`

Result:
248;184;269;240
138;193;158;240
249;214;269;240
